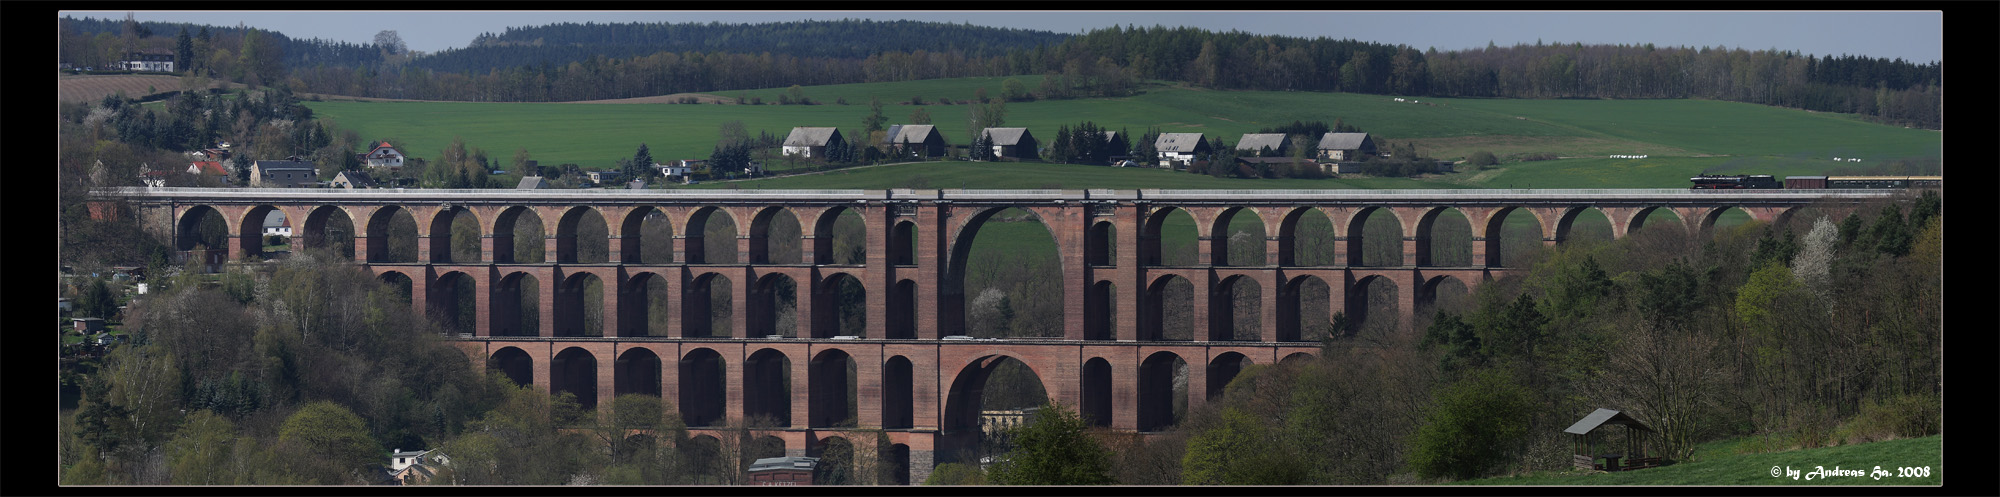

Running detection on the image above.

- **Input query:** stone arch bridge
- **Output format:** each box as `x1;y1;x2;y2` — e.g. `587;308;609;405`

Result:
102;187;1891;483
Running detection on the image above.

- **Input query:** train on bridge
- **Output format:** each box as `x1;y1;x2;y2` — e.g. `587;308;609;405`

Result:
1690;174;1943;190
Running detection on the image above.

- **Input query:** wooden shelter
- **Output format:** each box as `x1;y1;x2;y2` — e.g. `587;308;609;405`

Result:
1565;408;1662;471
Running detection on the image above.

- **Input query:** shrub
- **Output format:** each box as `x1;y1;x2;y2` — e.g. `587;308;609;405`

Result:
1832;393;1940;444
1406;370;1535;481
924;463;986;485
1467;151;1499;168
1515;152;1558;162
985;403;1114;485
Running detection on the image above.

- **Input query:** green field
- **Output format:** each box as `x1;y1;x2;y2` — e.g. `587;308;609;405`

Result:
1457;435;1942;486
301;77;1940;189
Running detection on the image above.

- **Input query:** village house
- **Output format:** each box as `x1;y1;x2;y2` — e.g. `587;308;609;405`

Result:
263;213;292;237
1234;133;1292;157
187;161;232;184
250;160;318;187
356;142;405;171
981;127;1039;160
781;127;846;158
655;159;705;182
883;124;948;158
330;170;377;189
654;161;690;179
387;448;452;485
1317;132;1377;161
123;51;175;73
516;176;549;189
1154;132;1209;166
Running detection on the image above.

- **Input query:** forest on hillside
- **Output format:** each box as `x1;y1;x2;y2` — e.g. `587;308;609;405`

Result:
433;19;1071;72
59;17;1941;129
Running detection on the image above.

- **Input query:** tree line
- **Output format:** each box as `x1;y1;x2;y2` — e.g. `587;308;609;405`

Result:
432;19;1070;73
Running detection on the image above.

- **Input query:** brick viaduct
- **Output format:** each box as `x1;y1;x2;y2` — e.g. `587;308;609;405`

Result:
104;187;1890;484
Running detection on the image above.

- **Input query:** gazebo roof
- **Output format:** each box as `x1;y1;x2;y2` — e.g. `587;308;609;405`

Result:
1563;408;1657;435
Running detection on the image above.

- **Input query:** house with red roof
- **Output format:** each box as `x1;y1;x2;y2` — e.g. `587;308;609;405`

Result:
358;142;405;171
187;161;232;184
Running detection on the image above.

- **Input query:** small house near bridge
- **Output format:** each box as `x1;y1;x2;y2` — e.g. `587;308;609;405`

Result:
1566;408;1662;472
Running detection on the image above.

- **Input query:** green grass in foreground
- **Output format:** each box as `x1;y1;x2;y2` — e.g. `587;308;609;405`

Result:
1458;435;1941;485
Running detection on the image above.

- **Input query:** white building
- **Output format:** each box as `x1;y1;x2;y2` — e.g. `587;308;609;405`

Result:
388;449;452;485
262;212;292;237
358;142;405;170
123;52;175;72
1154;133;1209;166
782;127;845;158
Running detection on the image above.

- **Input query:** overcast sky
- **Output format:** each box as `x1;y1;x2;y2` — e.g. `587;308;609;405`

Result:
62;10;1945;64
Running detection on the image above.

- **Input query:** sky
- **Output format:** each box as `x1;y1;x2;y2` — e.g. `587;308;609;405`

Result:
60;10;1945;64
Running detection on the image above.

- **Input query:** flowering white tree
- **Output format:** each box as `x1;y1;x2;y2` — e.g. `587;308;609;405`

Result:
1791;216;1837;306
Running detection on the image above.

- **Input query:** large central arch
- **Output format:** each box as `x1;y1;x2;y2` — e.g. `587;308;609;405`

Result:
941;206;1066;338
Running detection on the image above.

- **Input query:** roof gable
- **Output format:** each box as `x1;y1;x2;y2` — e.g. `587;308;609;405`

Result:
1155;133;1208;152
783;127;842;147
982;127;1033;146
1563;408;1657;435
889;124;939;144
1235;133;1290;152
1318;132;1373;150
335;170;376;187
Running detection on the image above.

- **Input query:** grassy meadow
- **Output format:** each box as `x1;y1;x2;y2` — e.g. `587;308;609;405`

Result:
301;77;1939;190
1456;434;1942;486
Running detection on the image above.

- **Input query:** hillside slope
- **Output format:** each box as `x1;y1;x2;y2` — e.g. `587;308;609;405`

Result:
300;78;1938;189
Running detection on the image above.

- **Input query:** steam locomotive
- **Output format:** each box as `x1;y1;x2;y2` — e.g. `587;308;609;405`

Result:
1690;174;1942;190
